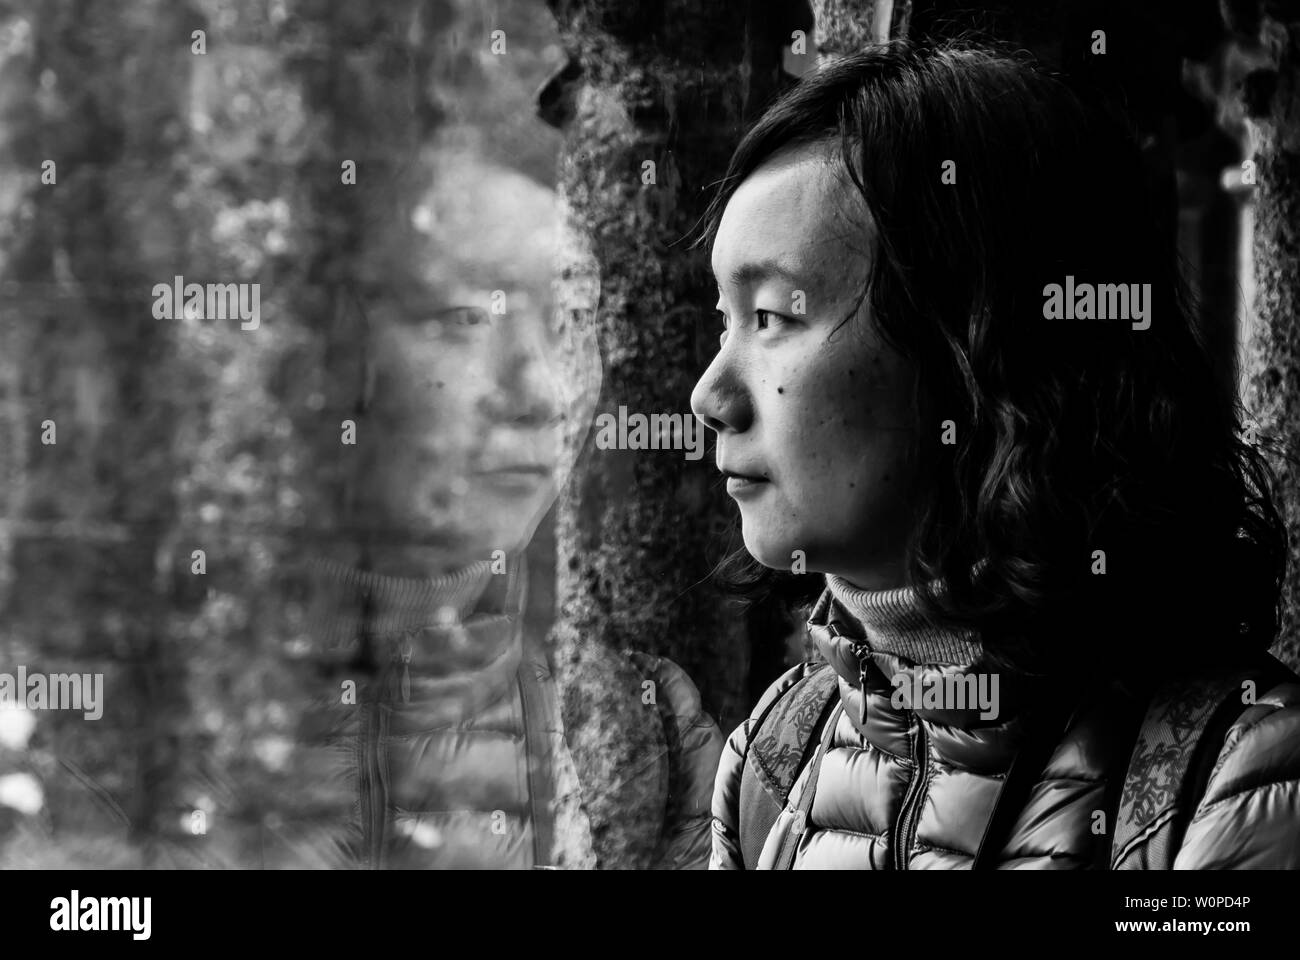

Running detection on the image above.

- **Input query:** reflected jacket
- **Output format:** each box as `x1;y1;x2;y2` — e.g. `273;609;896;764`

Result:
287;557;720;869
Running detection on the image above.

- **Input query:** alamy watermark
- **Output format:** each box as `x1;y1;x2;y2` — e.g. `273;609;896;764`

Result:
1042;276;1151;330
152;275;260;330
0;667;103;720
593;406;704;461
890;670;999;720
50;891;150;940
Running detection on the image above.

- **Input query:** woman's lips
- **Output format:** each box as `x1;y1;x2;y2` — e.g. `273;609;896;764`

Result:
722;471;770;498
472;464;554;492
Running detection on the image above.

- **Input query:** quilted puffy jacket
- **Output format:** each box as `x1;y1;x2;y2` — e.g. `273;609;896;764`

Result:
278;557;722;869
271;558;577;868
712;588;1300;869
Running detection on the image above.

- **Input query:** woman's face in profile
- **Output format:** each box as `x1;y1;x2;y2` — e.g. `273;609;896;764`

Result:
691;140;920;589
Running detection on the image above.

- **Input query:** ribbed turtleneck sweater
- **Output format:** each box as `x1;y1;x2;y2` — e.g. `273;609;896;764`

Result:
303;557;506;650
824;573;982;667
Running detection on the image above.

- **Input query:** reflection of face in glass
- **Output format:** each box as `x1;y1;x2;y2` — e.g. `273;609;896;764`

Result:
339;151;602;578
350;299;582;576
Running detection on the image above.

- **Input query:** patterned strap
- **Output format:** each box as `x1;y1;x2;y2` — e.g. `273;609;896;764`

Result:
748;663;842;804
772;701;844;870
1110;657;1292;869
738;663;841;869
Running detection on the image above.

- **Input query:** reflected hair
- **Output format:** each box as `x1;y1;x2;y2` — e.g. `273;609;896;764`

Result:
691;38;1285;679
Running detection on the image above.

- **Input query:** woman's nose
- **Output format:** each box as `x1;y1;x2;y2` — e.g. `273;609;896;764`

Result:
479;325;561;426
690;348;750;435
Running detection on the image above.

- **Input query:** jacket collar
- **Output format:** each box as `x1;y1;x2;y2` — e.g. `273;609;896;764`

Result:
806;585;1046;738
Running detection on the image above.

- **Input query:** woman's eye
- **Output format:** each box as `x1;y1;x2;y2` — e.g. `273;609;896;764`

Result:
451;306;489;326
711;307;787;339
431;306;490;327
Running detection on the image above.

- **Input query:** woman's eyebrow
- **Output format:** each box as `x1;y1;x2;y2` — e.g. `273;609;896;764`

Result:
715;258;809;290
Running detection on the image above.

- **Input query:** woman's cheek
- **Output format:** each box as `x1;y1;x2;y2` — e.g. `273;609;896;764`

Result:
784;360;863;456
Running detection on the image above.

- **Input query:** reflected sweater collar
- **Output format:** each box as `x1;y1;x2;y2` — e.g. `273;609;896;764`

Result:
822;573;982;667
305;556;506;649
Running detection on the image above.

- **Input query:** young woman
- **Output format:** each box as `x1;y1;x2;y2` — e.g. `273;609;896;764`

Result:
690;40;1300;869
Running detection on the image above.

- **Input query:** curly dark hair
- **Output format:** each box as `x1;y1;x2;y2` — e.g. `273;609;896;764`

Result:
690;38;1286;680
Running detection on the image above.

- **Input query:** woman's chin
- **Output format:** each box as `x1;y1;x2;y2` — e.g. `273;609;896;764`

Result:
740;529;800;573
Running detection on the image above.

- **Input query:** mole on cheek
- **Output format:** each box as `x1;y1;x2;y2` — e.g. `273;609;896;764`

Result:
777;386;784;394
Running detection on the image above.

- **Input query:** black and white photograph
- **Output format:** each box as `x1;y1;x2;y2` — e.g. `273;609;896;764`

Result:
0;0;1297;942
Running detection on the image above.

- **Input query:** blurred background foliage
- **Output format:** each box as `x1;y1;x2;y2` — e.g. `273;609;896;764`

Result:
0;0;569;868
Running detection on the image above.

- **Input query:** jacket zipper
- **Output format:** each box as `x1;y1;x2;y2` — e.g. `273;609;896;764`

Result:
359;633;413;869
852;641;930;869
853;642;871;726
893;708;929;870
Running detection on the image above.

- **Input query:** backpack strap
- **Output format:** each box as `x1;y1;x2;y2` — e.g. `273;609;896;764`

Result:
737;661;841;869
771;701;844;870
517;641;557;867
972;695;1081;869
1110;654;1296;869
